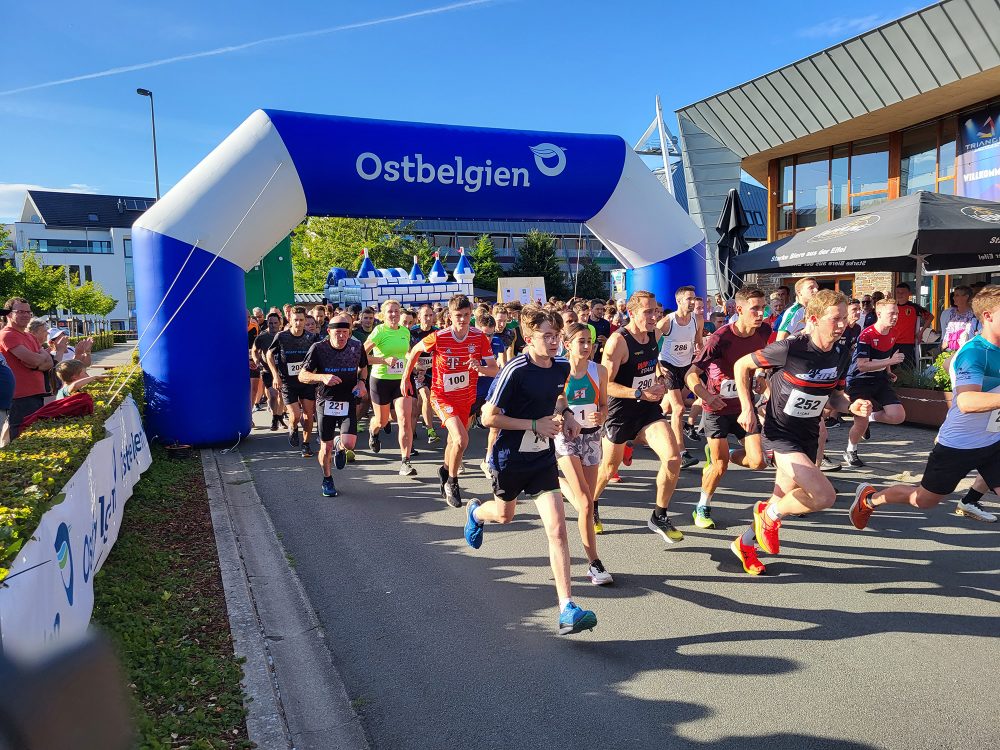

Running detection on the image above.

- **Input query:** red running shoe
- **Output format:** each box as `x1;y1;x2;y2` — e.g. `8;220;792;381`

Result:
753;501;781;555
850;483;877;530
609;472;622;483
623;444;634;467
730;537;766;575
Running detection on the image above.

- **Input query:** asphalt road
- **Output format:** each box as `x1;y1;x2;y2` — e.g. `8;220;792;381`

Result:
241;411;1000;750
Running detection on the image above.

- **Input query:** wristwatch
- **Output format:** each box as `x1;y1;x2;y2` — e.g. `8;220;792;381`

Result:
634;387;643;401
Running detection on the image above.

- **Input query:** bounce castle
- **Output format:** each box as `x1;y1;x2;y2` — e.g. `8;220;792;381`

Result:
323;248;476;307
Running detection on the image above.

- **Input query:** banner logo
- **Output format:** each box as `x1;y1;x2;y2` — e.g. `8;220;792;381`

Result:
961;205;1000;223
807;214;880;243
530;143;567;177
54;522;74;606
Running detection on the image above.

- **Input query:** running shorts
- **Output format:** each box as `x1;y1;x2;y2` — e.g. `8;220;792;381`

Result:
490;462;560;501
659;361;690;392
281;380;316;404
763;433;819;462
370;376;403;406
920;441;1000;496
604;400;665;445
554;429;602;466
703;412;760;440
847;380;900;412
262;370;274;389
316;402;358;442
430;391;473;426
250;365;259;380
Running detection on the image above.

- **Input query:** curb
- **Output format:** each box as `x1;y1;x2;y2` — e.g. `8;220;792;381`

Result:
202;448;369;750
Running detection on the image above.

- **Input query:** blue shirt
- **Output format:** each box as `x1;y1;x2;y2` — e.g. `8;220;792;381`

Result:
937;335;1000;449
476;334;507;399
0;353;14;410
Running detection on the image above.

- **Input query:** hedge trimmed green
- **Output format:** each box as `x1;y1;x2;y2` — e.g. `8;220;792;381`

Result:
67;331;115;352
0;365;144;581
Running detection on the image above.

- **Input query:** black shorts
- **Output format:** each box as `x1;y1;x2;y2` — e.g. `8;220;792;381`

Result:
262;370;274;389
370;376;403;405
281;380;316;404
847;379;900;412
659;361;690;391
316;402;358;442
605;399;665;445
490;462;560;501
920;441;1000;496
703;411;760;440
763;429;819;462
250;366;260;380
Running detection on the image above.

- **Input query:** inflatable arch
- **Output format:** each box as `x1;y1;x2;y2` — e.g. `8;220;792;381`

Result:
133;110;706;445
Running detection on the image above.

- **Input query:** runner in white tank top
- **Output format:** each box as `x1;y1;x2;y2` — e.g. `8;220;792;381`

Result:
655;286;703;469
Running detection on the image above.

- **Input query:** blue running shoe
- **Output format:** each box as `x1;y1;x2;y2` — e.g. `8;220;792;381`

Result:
558;602;597;635
322;476;338;497
334;438;347;471
464;499;484;549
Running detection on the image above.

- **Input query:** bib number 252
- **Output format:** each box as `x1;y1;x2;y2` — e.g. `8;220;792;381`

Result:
782;390;828;418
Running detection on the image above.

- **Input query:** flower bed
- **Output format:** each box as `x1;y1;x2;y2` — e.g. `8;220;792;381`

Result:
0;366;144;581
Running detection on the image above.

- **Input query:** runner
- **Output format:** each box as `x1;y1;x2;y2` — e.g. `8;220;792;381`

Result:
364;300;417;477
593;290;684;543
298;314;369;497
253;312;287;431
685;286;771;530
730;289;872;575
843;299;906;468
464;309;598;635
656;285;703;469
775;277;818;341
409;304;440;444
554;322;612;584
402;294;498;507
267;306;319;457
852;285;1000;528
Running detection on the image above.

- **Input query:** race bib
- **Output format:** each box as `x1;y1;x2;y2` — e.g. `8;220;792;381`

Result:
782;389;828;419
632;373;655;393
519;429;550;453
323;401;349;417
987;408;1000;433
670;341;691;357
418;355;433;369
571;402;597;425
719;379;738;399
286;361;303;377
386;359;404;376
443;370;470;393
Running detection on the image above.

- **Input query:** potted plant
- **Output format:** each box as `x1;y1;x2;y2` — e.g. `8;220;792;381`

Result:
894;352;953;427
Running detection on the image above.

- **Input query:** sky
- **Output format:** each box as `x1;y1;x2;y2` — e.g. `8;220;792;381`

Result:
0;0;922;222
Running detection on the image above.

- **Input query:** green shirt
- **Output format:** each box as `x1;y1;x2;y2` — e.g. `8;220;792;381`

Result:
352;326;373;344
369;323;411;380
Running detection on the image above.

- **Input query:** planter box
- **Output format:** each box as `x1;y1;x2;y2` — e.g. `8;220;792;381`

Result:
896;387;952;427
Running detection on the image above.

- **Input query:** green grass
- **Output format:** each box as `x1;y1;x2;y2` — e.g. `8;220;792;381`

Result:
92;445;252;750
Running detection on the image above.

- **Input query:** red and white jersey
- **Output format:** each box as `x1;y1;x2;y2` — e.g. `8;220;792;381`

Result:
420;327;494;402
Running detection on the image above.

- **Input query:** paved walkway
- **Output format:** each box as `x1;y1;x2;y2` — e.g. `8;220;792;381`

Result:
89;340;138;369
236;412;998;750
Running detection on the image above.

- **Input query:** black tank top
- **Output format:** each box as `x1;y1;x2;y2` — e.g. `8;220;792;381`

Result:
613;328;660;390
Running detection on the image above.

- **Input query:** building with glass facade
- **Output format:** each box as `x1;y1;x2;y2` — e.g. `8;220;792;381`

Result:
675;0;1000;318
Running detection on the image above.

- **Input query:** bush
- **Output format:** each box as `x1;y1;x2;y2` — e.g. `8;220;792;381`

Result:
68;331;115;352
0;366;144;581
112;330;137;344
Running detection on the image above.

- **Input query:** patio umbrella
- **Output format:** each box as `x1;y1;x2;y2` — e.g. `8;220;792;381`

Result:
715;187;750;298
730;191;1000;275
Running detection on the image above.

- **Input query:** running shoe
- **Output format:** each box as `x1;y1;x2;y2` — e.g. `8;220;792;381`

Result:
410;447;420;457
753;501;780;555
648;512;684;543
680;450;699;469
850;483;876;530
587;559;613;585
820;456;841;472
593;513;604;534
321;476;338;497
399;460;416;477
684;424;703;443
558;602;597;635
369;430;381;454
623;443;634;466
956;499;998;523
692;506;715;529
843;450;864;468
277;415;288;428
444;478;462;508
383;423;392;435
427;428;440;444
609;472;622;483
345;449;356;463
824;416;841;429
334;439;347;471
863;425;871;441
270;416;279;432
288;426;300;447
457;462;467;475
480;461;491;479
765;450;775;468
438;465;449;499
730;537;766;575
302;441;314;458
464;499;484;549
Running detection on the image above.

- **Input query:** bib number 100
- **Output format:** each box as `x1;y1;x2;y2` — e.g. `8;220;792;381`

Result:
443;371;469;392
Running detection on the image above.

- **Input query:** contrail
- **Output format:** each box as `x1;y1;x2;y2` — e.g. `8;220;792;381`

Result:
0;0;495;97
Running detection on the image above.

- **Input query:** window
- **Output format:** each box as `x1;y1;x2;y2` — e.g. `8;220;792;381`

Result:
901;124;937;195
938;117;956;192
84;265;92;283
831;145;849;220
68;265;81;284
794;149;830;228
87;213;99;222
777;157;794;233
29;239;113;254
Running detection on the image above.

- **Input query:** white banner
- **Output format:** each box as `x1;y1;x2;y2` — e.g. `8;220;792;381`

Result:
0;396;151;661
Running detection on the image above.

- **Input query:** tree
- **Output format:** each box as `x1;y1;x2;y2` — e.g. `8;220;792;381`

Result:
573;256;609;300
10;252;66;313
511;230;569;299
469;234;502;294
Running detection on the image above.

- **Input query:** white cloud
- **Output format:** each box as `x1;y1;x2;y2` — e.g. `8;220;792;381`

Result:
797;13;900;39
0;183;96;224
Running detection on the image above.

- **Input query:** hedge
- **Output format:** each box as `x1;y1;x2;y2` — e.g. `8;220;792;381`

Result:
0;365;144;581
68;331;115;352
112;331;137;344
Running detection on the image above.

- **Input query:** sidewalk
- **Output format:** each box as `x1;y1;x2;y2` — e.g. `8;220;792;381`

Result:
89;340;138;369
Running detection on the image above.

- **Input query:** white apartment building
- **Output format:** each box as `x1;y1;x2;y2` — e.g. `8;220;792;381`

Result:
6;190;155;329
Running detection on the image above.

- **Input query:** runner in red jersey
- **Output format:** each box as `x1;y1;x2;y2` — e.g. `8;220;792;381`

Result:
403;295;498;508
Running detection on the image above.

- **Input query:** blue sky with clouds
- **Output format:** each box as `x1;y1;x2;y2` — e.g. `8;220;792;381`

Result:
0;0;920;221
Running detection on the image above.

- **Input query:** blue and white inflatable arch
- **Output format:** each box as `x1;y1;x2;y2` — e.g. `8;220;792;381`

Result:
133;110;706;445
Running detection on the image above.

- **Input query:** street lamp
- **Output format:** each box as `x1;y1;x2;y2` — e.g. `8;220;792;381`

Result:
136;88;160;199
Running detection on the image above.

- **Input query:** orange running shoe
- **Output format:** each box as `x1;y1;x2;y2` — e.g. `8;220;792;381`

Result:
623;444;634;467
753;501;781;555
850;483;877;530
609;472;622;483
730;537;766;575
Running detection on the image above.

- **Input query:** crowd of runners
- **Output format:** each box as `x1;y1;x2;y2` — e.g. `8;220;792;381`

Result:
245;279;999;635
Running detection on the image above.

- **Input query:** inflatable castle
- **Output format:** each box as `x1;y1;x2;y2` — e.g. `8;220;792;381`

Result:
323;248;476;308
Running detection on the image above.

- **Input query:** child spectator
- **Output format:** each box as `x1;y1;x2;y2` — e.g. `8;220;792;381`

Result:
54;359;106;399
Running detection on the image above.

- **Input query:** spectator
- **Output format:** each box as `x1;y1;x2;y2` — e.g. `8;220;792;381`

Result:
54;359;106;399
889;282;932;368
47;328;92;366
0;298;54;438
941;285;979;351
861;295;876;328
0;350;13;443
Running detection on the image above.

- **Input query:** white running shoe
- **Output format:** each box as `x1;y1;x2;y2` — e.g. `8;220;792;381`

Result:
956;500;998;523
587;560;614;585
480;461;491;479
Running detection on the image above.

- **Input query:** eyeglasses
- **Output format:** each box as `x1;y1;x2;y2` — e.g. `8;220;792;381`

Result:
533;333;561;344
11;308;32;315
